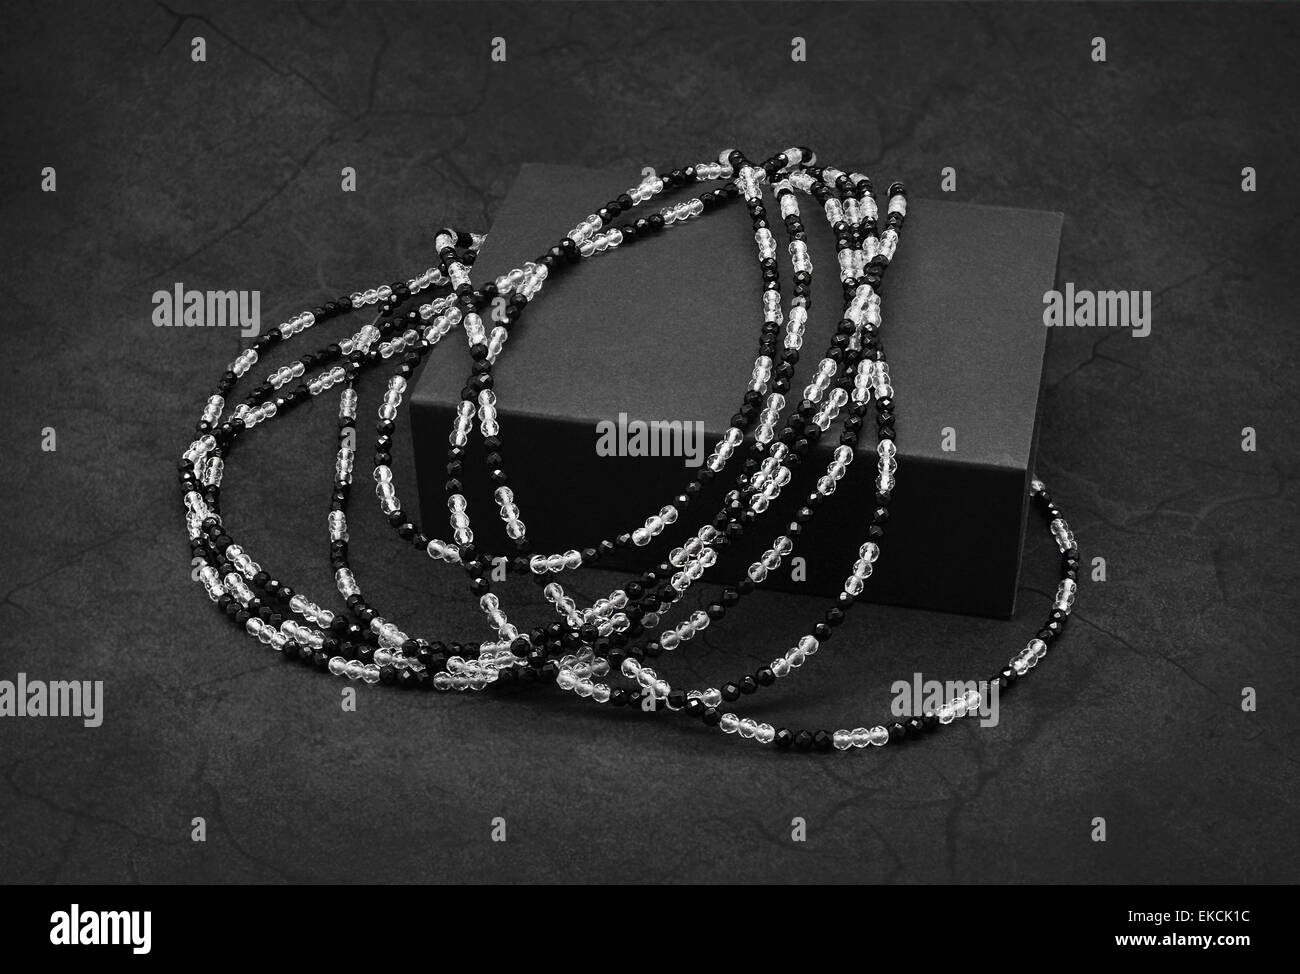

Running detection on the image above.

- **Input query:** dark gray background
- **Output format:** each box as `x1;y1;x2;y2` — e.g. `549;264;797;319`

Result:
1;1;1296;884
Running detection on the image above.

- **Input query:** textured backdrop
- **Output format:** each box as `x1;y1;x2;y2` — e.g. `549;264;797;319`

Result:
1;0;1297;884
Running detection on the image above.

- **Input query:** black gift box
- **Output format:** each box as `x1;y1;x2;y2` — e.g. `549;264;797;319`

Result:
411;164;1062;618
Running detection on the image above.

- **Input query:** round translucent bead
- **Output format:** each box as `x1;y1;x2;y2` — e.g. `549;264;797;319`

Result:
719;713;740;734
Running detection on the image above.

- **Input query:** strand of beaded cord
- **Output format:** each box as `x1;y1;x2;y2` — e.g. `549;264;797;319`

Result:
178;146;1081;754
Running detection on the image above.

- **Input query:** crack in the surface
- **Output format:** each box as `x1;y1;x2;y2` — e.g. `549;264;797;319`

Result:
138;3;395;286
154;1;352;115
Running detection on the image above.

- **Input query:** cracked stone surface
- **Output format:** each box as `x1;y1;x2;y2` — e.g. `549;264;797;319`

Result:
0;1;1297;883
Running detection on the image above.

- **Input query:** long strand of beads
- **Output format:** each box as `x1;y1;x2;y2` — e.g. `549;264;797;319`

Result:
178;147;1081;755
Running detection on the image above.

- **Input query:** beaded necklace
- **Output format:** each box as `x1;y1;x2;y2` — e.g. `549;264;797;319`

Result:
179;147;1079;754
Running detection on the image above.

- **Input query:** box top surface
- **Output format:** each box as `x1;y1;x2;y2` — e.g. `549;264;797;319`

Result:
413;163;1063;471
